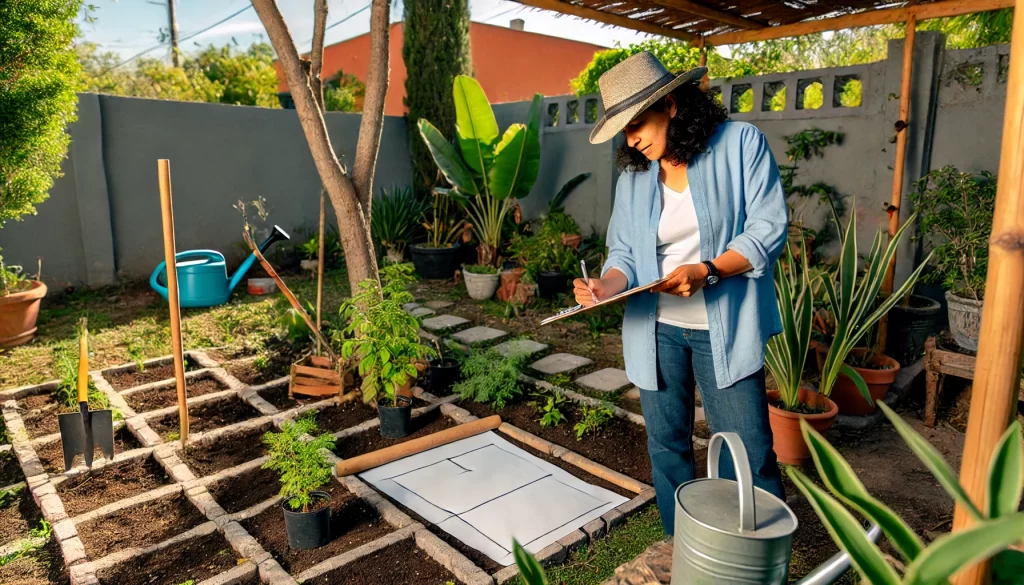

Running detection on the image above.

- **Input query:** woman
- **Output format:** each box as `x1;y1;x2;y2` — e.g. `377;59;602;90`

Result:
575;51;788;534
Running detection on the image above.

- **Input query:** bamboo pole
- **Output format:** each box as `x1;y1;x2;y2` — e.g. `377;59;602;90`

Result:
951;6;1024;584
877;15;917;350
157;160;188;445
316;189;325;356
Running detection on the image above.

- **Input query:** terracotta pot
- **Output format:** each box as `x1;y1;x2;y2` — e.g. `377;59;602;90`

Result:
496;268;525;302
0;280;47;348
767;388;838;465
561;234;582;250
816;345;900;415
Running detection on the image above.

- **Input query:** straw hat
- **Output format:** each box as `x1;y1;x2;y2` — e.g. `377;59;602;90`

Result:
589;51;707;145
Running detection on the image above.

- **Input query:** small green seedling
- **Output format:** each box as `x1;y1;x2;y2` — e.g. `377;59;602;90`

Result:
531;390;566;428
574;403;614;440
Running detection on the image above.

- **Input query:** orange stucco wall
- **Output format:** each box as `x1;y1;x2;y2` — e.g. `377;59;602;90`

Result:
276;22;605;116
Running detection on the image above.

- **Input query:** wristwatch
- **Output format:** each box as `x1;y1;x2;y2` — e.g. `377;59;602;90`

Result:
702;260;720;287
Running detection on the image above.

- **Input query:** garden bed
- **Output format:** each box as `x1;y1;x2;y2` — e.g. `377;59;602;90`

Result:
35;425;143;476
255;382;321;411
331;409;456;461
147;397;260;441
302;538;462;585
105;356;202;391
77;492;205;559
0;536;68;585
207;465;279;514
314;400;378;433
95;530;241;585
18;394;64;439
180;426;269;478
240;479;392;574
0;449;24;487
0;487;41;544
123;374;228;413
56;456;171;517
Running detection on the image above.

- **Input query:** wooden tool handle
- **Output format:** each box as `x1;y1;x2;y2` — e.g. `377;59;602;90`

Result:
336;415;502;477
77;323;89;404
158;160;189;444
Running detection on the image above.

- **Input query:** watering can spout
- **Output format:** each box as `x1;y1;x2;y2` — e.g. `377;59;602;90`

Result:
228;225;290;293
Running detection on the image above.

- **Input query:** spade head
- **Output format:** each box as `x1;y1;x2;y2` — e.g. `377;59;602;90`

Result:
58;408;114;472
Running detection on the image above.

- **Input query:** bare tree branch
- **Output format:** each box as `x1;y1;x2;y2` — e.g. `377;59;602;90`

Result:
310;0;328;111
352;0;391;209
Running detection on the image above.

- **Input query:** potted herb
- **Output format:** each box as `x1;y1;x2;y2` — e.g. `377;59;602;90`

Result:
371;186;426;264
426;340;460;396
815;210;930;415
298;236;319;272
462;264;499;300
537;245;577;299
765;239;838;465
909;166;996;352
0;251;46;348
261;412;336;550
410;187;464;280
339;264;434;437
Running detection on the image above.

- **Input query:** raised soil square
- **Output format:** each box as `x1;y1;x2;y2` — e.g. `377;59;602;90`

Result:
303;538;462;585
0;486;42;544
256;382;321;411
331;409;455;461
17;394;62;439
106;356;201;391
207;465;279;514
240;480;392;574
57;455;171;517
0;536;68;585
35;424;143;476
225;358;289;387
96;530;241;585
148;397;260;441
123;374;228;413
314;400;378;433
180;424;269;477
0;449;25;487
77;492;206;559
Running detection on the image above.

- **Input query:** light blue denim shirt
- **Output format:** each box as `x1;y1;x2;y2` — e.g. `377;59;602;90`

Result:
601;121;788;390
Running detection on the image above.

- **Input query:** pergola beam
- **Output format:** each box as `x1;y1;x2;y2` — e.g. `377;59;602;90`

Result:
516;0;695;41
648;0;765;30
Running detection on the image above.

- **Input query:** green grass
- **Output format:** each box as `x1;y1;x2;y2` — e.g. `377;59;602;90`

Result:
542;507;665;585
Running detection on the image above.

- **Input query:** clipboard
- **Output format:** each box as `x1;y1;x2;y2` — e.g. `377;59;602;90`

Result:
540;277;667;326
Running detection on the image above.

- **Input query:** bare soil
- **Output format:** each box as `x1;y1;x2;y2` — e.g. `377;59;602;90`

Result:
0;449;25;486
19;394;62;439
241;480;392;574
35;425;143;476
57;456;171;517
180;424;269;477
331;409;456;461
124;375;228;413
95;530;240;585
314;400;378;433
78;492;206;560
0;536;69;585
147;397;260;440
303;539;461;585
207;465;280;514
0;486;41;544
255;382;322;411
105;356;201;391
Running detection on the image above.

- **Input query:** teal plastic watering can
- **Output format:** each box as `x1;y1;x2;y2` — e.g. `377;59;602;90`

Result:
149;225;290;308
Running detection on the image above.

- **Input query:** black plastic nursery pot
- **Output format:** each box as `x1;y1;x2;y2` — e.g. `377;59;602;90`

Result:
282;491;331;550
427;358;460;396
378;395;413;438
537;271;567;299
885;294;942;366
410;243;462;280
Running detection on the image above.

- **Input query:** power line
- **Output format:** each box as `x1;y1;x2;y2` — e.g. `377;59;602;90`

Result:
109;4;253;70
482;6;523;23
303;3;372;45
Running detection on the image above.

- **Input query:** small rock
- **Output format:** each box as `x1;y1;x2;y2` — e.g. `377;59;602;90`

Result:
576;368;632;394
623;386;641;401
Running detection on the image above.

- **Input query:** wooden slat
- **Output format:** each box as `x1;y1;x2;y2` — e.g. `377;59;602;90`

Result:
293;365;341;383
309;355;332;368
649;0;764;30
291;385;340;396
293;375;340;387
705;0;1014;46
515;0;695;41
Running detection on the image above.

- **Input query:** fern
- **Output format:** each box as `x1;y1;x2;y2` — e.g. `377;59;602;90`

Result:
261;411;336;512
452;349;526;410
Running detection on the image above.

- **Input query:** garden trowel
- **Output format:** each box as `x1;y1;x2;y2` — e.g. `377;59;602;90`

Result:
57;321;113;471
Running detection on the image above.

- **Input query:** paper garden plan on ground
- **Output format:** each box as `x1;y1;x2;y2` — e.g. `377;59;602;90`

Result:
358;432;628;566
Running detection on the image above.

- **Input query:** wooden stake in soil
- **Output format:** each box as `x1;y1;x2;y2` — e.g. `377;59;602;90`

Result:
951;5;1024;585
157;159;189;445
336;415;502;476
316;189;326;356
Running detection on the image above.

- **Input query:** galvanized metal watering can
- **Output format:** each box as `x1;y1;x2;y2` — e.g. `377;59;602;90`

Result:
671;432;881;585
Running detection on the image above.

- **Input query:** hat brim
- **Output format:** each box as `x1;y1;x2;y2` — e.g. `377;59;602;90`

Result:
589;67;708;145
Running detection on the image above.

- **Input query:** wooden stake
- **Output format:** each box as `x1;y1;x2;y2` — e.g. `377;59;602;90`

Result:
951;5;1024;584
878;14;916;351
157;160;188;445
316;189;325;356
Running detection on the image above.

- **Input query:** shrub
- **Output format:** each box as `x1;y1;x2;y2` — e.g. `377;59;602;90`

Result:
261;412;336;512
453;349;526;410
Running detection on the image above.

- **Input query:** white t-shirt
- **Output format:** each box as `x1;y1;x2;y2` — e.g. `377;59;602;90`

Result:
656;183;709;330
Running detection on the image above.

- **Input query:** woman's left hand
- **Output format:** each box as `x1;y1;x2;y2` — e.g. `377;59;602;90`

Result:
651;264;709;297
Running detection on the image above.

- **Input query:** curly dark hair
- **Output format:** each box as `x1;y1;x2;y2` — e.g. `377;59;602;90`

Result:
615;82;728;172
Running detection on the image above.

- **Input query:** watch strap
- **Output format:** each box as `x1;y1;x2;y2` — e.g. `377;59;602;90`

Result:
702;260;720;280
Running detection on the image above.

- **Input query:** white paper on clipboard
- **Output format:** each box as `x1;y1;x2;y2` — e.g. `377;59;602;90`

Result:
540;277;666;326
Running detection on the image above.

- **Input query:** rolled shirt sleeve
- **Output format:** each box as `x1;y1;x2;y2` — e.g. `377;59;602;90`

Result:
601;176;638;289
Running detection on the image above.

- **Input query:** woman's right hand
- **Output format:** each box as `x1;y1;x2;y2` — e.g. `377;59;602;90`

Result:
573;278;607;307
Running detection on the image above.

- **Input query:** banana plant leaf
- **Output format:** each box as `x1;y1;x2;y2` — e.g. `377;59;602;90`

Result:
453;75;499;183
418;119;479;196
490;124;536;200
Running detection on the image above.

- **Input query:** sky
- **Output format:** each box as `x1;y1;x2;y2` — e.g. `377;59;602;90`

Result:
76;0;659;63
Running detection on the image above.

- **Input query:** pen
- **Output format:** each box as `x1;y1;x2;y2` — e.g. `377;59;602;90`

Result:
581;260;598;303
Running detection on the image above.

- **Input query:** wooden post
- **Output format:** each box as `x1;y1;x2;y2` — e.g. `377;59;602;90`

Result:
951;5;1024;584
877;14;917;350
157;160;188;445
316;189;325;356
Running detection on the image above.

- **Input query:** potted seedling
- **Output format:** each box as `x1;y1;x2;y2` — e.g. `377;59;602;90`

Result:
0;252;45;348
410;187;464;279
261;412;336;550
462;264;499;300
298;236;319;272
427;340;460;396
537;245;577;299
339;264;434;437
909;166;996;352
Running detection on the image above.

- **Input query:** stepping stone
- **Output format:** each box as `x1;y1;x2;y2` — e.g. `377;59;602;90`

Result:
493;339;549;359
623;386;641;401
424;300;455;310
452;326;508;346
421;315;470;333
410;307;436;317
576;368;632;394
402;302;421;313
530;353;593;376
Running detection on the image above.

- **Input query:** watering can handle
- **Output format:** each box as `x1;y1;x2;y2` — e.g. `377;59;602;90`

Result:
707;432;756;532
150;250;224;293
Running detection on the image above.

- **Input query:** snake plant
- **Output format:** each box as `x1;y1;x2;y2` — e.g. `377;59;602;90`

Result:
765;237;817;412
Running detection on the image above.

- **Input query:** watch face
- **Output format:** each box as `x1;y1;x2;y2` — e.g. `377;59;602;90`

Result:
707;275;720;286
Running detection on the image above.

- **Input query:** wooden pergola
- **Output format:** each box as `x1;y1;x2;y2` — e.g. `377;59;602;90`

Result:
512;1;1022;583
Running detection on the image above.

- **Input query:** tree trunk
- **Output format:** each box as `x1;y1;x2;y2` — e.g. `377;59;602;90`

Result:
251;0;381;292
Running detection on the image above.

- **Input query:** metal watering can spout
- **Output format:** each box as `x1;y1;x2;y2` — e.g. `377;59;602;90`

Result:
228;225;290;293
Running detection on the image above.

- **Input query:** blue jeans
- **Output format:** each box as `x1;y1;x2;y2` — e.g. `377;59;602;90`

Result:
639;323;785;534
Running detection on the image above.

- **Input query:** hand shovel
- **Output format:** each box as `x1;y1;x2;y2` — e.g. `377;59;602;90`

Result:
58;324;114;471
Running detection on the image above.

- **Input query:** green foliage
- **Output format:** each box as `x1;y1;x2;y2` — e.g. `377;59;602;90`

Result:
780;129;846;252
294;224;345;268
785;129;844;162
323;68;365;112
0;519;52;567
464;264;497;275
574;303;624;340
421;186;466;249
371;186;427;261
339;264;432;406
403;0;471;198
191;43;280;107
298;237;319;261
0;250;30;297
1;0;82;225
791;406;1024;585
261;411;336;513
54;320;108;411
277;306;311;346
910;166;997;301
453;348;525;410
548;173;591;215
765;238;816;412
574;403;614;440
514;539;550;585
531;390;567;428
916;9;1014;49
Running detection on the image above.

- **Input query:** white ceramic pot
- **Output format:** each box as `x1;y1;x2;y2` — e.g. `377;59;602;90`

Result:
463;269;499;300
300;259;318;271
945;290;983;352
